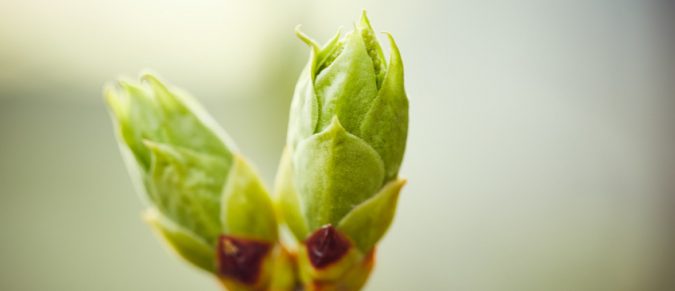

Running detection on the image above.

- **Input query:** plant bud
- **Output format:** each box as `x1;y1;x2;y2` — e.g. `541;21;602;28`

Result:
279;10;408;254
276;11;409;290
105;74;284;289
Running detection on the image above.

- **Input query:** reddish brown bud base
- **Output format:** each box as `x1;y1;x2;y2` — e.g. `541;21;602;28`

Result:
305;225;351;269
216;235;271;284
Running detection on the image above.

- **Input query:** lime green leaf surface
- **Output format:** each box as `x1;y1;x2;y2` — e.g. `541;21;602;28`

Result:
357;11;387;88
274;147;309;241
314;30;378;134
358;33;408;181
287;29;343;149
221;155;278;242
105;75;233;169
146;141;227;245
141;74;233;160
293;118;385;230
338;179;406;252
286;65;319;150
105;81;164;170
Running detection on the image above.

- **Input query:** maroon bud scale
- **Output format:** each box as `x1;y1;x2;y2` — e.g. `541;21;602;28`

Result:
305;225;351;269
216;235;271;284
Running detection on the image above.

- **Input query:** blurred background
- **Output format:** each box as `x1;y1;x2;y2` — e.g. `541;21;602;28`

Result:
1;0;673;290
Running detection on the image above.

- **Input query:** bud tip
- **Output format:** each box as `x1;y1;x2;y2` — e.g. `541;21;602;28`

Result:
295;25;320;52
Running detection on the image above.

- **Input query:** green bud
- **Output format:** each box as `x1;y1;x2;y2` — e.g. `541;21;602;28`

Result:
278;11;408;254
288;12;408;182
105;74;278;276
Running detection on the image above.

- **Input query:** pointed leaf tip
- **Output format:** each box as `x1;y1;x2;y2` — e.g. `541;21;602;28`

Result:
143;209;216;274
140;72;162;85
338;178;406;252
359;10;373;29
221;155;278;242
103;84;122;115
384;32;403;69
295;25;320;52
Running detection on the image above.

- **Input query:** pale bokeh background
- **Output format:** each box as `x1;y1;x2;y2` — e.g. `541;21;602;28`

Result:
1;1;674;290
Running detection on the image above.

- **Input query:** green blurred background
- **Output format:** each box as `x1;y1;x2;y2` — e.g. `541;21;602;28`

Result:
1;0;674;290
